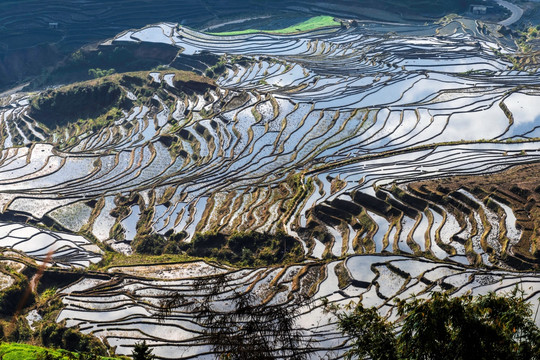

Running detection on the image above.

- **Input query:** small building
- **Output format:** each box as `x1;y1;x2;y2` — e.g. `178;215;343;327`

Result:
470;5;487;15
48;22;58;29
340;20;359;29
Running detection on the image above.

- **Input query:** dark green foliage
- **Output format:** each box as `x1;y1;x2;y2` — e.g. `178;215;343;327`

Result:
156;230;303;266
226;231;303;266
132;233;167;255
397;291;540;360
336;290;540;360
0;272;35;316
30;80;124;129
337;305;397;360
162;232;189;254
7;316;32;342
131;341;154;360
188;232;227;258
39;322;107;355
88;68;116;79
40;323;64;347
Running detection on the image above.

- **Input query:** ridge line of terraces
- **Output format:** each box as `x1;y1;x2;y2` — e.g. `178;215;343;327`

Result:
306;139;540;175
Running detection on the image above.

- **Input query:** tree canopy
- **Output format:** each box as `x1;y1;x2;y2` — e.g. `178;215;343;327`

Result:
132;341;154;360
335;289;540;360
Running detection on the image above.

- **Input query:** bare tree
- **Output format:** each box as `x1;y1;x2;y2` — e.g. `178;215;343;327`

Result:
158;273;310;360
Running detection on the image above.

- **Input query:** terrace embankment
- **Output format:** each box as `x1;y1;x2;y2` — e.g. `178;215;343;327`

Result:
299;159;540;269
409;162;540;268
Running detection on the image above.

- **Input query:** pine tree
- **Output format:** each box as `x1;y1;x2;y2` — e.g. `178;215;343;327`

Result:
131;341;154;360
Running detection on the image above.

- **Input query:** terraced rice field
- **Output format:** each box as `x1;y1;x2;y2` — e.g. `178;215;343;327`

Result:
1;17;539;358
57;255;540;358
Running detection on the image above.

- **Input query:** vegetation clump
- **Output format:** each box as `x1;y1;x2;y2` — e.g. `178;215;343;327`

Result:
133;230;304;267
187;231;304;266
88;68;116;79
334;290;540;360
0;269;34;317
132;233;168;256
0;342;123;360
131;341;154;360
38;323;107;355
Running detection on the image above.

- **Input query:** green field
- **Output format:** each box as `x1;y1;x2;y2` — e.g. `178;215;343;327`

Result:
208;15;340;36
0;343;125;360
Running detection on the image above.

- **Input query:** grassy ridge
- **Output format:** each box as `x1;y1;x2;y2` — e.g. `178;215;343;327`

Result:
208;15;340;36
29;70;214;133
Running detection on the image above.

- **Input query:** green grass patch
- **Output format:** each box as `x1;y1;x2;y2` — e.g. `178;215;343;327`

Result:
0;342;125;360
92;250;198;271
208;16;340;36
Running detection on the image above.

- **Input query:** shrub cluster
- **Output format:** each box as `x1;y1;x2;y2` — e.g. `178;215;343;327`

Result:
39;323;107;355
0;272;34;317
133;230;304;266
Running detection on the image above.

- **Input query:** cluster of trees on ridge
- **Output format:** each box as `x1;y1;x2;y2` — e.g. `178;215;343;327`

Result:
132;230;304;267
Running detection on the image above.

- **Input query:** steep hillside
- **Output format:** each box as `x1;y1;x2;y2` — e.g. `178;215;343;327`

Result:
0;0;477;91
